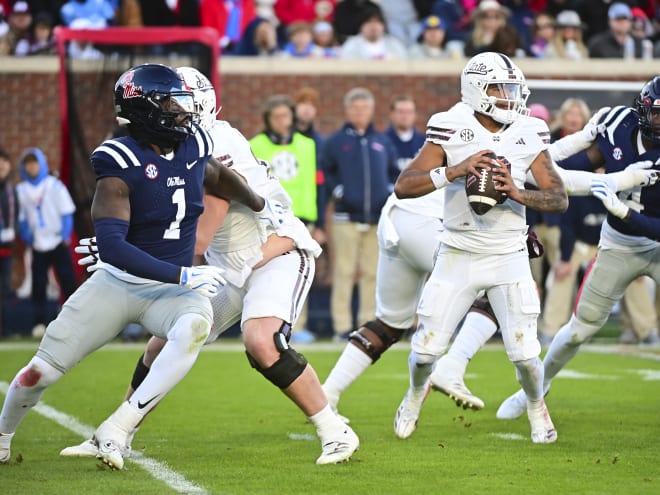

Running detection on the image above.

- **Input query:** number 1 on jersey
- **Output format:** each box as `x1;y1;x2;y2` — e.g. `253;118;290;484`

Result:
164;188;185;239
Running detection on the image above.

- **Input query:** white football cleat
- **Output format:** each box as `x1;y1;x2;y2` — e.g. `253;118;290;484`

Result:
496;389;527;420
430;367;485;410
0;432;14;464
316;425;359;465
94;421;131;470
60;438;99;458
527;399;557;444
393;384;430;440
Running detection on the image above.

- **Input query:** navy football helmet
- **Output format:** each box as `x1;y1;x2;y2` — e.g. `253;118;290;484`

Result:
114;63;197;148
635;76;660;145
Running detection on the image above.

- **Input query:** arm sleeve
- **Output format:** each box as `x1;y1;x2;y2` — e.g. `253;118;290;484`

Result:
625;211;660;242
95;217;181;283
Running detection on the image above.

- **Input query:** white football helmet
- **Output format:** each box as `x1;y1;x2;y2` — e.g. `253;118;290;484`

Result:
176;66;217;130
461;52;530;125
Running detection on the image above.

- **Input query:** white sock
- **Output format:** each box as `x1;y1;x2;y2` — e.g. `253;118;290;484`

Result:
323;343;372;408
448;311;498;364
515;357;544;402
128;314;208;415
105;401;144;433
408;351;434;390
0;357;63;434
542;318;585;391
309;404;345;439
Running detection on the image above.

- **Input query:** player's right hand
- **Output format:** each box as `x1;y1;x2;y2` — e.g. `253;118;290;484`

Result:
257;198;286;229
179;265;227;298
580;106;610;141
74;236;99;272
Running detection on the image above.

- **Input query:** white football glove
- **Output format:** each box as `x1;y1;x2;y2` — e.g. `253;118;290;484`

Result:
74;236;100;272
623;158;659;187
179;265;227;298
580;106;610;142
257;198;286;229
591;179;630;219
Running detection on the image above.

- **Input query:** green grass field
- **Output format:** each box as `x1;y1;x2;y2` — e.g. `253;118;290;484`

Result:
1;339;659;495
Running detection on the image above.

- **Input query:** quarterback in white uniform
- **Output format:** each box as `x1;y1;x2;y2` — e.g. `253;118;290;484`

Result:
62;67;359;466
393;52;568;444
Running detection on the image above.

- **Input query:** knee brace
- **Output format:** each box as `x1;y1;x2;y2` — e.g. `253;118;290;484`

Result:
348;320;405;362
469;296;499;330
246;322;308;389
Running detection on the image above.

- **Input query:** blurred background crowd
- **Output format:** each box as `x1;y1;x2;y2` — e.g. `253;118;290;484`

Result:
0;0;659;60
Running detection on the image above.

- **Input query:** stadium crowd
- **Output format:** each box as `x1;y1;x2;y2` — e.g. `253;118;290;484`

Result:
0;0;659;59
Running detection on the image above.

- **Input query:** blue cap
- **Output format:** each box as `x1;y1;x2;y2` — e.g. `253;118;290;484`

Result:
421;15;446;31
608;3;632;20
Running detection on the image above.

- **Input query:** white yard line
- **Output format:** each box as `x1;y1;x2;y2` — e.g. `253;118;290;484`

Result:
0;382;209;495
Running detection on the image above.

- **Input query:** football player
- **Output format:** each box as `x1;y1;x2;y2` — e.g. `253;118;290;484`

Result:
497;76;660;420
61;67;359;466
392;51;569;444
0;63;285;470
322;76;659;427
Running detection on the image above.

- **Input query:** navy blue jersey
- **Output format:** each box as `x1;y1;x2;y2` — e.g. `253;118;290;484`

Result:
91;123;213;267
597;106;660;236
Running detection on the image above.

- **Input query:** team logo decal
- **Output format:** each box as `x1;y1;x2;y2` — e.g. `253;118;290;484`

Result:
145;163;159;179
612;147;623;161
460;129;474;142
120;70;142;99
464;62;492;75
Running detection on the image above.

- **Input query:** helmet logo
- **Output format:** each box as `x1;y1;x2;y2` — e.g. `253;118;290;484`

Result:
145;163;159;179
460;129;474;142
465;62;492;75
123;82;143;99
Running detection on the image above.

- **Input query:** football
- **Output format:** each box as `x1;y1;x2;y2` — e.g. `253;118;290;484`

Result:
465;152;504;215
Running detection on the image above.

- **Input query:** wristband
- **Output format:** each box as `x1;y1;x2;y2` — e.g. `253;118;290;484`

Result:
430;167;449;189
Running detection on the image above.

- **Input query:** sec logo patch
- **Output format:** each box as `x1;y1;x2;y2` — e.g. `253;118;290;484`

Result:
145;163;159;179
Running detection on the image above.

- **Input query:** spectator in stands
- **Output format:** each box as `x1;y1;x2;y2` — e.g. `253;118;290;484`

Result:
274;0;335;34
529;11;556;58
588;2;646;59
249;95;322;343
280;21;317;57
16;148;77;339
199;0;257;52
430;0;471;44
332;0;381;44
385;95;425;174
231;16;282;55
67;18;105;59
321;87;399;339
60;0;115;28
0;6;8;45
311;20;340;57
464;0;510;57
408;14;464;59
379;0;422;47
550;10;588;60
0;146;17;337
14;11;56;56
0;1;32;55
489;22;526;57
340;9;408;60
501;0;535;52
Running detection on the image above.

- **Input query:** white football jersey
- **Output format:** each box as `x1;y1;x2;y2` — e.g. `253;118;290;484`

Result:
205;120;320;287
426;102;550;253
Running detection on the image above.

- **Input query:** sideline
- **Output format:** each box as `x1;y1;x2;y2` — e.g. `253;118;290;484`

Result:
0;382;210;495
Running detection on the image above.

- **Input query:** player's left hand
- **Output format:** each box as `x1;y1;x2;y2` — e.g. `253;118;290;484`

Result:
625;158;660;187
74;236;100;272
492;161;521;203
591;179;630;219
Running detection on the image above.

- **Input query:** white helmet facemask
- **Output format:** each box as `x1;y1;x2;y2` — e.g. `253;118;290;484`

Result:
461;52;530;125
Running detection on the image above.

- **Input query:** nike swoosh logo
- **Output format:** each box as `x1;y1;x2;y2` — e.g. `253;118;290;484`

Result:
186;160;197;169
136;395;159;409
